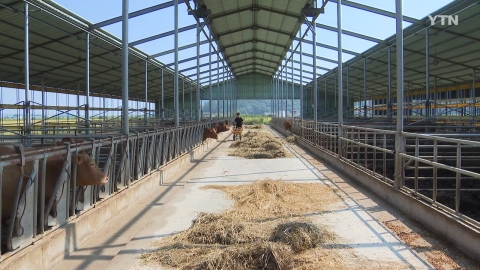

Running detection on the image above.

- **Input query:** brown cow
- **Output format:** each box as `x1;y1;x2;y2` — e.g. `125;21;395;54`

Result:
1;145;108;222
215;123;229;133
284;121;292;132
202;127;218;142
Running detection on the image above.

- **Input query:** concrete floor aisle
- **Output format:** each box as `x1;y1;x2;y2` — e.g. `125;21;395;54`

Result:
52;127;433;270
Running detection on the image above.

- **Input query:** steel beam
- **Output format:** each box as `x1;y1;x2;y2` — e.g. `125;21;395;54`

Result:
151;40;209;57
130;23;200;46
316;22;382;43
93;0;185;29
329;0;420;24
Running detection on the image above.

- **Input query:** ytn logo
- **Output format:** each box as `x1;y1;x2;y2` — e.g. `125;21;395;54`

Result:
428;15;459;26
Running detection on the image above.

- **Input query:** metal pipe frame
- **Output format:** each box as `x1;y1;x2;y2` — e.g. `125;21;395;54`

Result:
144;61;148;125
273;117;480;230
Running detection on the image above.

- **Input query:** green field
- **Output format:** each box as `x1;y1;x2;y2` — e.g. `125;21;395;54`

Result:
240;115;272;125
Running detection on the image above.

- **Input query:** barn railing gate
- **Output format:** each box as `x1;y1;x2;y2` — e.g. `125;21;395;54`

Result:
0;121;219;259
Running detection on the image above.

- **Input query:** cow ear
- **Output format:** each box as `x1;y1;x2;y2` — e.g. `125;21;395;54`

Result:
76;155;83;165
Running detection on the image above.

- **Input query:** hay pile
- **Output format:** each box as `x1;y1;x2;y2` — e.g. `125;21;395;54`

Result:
285;136;296;143
140;180;408;269
229;131;290;159
245;124;264;129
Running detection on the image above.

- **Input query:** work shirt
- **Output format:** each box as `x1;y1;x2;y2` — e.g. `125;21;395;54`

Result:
234;117;243;128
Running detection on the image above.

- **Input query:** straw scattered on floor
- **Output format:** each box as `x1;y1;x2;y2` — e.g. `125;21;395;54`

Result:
140;179;409;269
229;131;292;159
285;136;296;143
245;124;264;129
384;220;480;270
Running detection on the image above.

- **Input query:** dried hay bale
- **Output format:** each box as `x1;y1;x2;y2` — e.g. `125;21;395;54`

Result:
270;221;333;253
143;242;293;270
186;213;245;245
245;124;264;129
285;136;296;143
253;152;274;159
203;179;343;220
229;131;290;159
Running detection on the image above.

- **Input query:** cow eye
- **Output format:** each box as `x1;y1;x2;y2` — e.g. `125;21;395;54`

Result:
90;162;94;166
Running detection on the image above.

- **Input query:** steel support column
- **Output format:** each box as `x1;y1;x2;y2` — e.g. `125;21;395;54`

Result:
433;76;437;120
196;6;201;122
387;47;392;121
363;58;367;118
312;10;318;122
41;74;45;135
161;69;165;120
425;27;430;123
190;83;192;119
173;0;179;127
217;60;220;119
209;33;212;121
337;0;343;158
324;78;327;115
85;32;90;134
24;2;31;143
223;72;226;117
121;0;129;135
291;51;294;120
394;0;405;189
347;67;350;118
299;30;303;121
182;78;185;121
473;69;477;128
144;61;148;125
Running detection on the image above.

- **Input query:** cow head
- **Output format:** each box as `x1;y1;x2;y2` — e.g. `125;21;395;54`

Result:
203;127;218;141
216;123;229;133
224;120;229;125
75;151;108;186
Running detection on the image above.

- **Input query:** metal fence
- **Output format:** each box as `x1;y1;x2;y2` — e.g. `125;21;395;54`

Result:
273;117;480;229
0;121;219;258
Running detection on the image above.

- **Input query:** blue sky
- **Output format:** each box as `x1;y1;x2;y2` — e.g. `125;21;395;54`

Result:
0;0;454;117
